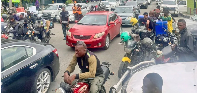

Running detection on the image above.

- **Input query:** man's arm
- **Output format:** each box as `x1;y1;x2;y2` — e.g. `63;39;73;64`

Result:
176;35;194;53
65;55;77;75
75;55;97;79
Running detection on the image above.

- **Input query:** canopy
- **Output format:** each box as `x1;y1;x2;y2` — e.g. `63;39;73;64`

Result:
8;0;20;3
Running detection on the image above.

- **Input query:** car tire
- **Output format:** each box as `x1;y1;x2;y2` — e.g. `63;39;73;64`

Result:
117;26;123;37
103;35;110;50
32;68;51;93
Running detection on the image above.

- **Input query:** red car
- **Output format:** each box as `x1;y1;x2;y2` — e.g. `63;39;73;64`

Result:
66;11;122;49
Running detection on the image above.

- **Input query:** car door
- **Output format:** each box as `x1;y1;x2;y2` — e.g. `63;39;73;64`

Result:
113;13;121;37
178;0;187;12
1;46;36;93
108;14;115;39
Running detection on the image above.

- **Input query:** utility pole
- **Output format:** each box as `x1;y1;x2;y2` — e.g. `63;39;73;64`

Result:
9;0;12;8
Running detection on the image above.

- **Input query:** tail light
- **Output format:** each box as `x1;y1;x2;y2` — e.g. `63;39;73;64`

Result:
53;49;59;57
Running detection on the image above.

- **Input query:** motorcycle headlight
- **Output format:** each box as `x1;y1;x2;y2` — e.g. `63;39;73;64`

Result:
27;31;31;35
67;31;72;37
94;32;105;39
124;40;136;53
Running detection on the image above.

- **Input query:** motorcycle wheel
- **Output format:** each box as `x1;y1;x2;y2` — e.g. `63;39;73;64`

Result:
100;86;106;93
118;62;129;78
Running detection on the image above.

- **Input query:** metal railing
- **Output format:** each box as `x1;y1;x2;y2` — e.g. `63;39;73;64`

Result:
109;59;156;93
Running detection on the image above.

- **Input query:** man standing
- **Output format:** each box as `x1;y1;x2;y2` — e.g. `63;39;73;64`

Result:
60;6;69;40
35;0;39;10
77;5;82;20
138;12;154;31
72;3;78;20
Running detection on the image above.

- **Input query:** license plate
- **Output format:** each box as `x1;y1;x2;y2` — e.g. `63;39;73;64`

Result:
122;57;131;63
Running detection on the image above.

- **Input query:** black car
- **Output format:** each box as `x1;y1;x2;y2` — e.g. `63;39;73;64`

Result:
1;39;60;93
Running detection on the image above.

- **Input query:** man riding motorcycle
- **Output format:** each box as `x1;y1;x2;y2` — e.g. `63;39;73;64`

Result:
64;41;104;93
160;19;196;62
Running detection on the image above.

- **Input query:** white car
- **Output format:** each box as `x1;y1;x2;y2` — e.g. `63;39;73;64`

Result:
107;0;120;9
101;1;111;10
38;3;65;21
110;60;197;93
160;0;179;17
177;0;187;13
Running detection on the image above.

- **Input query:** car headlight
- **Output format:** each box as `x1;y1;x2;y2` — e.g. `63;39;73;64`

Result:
67;31;72;37
126;16;132;20
94;32;105;39
143;2;146;4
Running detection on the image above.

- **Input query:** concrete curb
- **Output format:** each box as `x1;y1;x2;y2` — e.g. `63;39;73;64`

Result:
179;12;191;19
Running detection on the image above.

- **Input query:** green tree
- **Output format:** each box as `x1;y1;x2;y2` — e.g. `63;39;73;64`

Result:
66;0;73;5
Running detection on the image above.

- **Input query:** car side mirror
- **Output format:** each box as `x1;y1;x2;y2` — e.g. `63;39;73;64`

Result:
110;21;114;24
75;20;78;23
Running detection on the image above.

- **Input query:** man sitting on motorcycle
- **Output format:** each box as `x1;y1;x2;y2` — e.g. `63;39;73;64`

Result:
159;11;173;33
160;19;196;62
138;12;154;31
64;41;104;93
9;15;18;28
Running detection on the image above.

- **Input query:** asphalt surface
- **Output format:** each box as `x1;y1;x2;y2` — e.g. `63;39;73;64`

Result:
47;1;193;93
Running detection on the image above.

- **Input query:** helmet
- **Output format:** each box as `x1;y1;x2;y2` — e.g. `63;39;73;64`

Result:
120;32;131;42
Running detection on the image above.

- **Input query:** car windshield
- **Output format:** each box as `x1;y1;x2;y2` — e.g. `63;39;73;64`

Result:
114;7;133;13
125;2;137;6
66;7;72;11
162;1;176;5
45;5;58;10
102;2;110;5
78;14;107;25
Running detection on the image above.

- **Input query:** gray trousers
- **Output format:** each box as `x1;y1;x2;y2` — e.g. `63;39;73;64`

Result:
89;74;104;93
61;23;69;37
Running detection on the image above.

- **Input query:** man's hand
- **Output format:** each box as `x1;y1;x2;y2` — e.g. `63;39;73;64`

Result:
68;74;76;85
64;72;70;83
171;44;177;51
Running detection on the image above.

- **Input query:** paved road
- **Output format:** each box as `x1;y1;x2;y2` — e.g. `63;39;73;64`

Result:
47;1;190;93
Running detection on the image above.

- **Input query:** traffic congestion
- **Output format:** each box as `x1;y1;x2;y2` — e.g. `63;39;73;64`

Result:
1;0;197;93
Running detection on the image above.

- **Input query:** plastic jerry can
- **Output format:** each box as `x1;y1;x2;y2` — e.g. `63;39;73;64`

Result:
155;20;168;36
138;15;144;20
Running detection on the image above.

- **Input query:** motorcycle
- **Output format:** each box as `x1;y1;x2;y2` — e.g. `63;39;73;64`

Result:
55;62;114;93
118;31;157;78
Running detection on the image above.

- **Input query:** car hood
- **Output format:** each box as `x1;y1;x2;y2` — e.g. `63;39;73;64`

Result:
117;13;133;17
161;4;177;8
69;25;107;35
42;10;58;14
109;2;117;5
125;62;197;93
138;1;146;4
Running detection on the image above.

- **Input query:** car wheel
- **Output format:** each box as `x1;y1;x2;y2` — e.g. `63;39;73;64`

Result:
103;35;110;50
117;26;123;37
32;68;51;93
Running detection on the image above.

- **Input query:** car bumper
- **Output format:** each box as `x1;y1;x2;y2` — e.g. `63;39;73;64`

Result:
66;36;106;48
122;19;131;25
169;11;179;14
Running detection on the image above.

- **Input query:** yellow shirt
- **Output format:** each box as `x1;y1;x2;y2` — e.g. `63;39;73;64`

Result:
167;16;173;33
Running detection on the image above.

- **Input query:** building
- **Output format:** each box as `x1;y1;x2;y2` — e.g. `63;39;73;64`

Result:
187;0;197;15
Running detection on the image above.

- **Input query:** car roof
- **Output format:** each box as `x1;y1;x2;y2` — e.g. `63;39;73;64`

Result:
87;11;113;15
125;62;197;93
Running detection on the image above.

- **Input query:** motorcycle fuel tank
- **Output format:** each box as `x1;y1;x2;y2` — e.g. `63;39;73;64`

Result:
72;82;90;93
155;20;168;36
